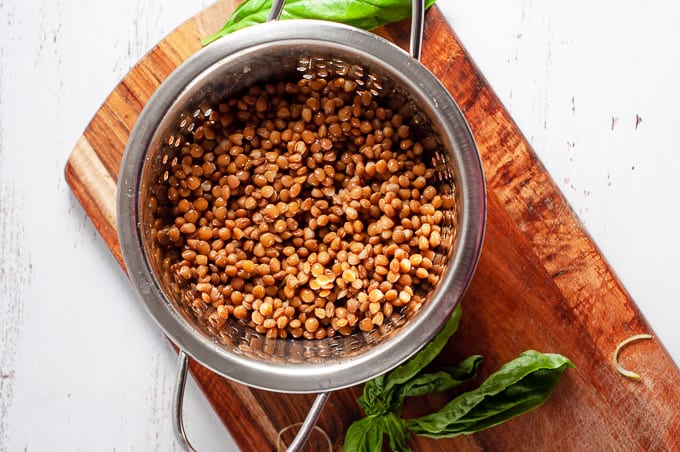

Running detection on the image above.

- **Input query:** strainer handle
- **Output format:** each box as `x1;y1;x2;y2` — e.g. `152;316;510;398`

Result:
409;0;425;60
267;0;286;22
172;350;330;452
267;0;426;60
173;350;196;452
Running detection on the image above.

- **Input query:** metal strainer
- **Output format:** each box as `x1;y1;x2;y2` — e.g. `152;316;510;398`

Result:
117;0;485;450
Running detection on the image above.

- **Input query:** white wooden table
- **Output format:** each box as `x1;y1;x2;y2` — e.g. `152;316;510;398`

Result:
1;1;678;450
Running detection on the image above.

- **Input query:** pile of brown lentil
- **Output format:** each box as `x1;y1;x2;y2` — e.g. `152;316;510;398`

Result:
151;68;452;340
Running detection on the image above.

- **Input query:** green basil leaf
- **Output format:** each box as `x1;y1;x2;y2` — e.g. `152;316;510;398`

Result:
381;302;463;397
388;355;482;418
343;415;385;452
357;375;389;415
382;413;410;452
397;355;483;402
358;303;463;416
203;0;438;45
405;351;574;437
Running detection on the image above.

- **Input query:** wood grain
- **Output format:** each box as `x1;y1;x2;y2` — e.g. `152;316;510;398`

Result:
64;1;680;450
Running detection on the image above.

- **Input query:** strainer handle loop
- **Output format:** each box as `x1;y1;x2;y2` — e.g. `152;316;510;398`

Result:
172;350;330;452
267;0;426;60
173;350;197;452
283;392;331;451
410;0;425;60
268;0;286;21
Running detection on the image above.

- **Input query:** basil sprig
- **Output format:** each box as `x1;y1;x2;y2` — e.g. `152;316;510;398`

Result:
344;304;574;451
203;0;438;45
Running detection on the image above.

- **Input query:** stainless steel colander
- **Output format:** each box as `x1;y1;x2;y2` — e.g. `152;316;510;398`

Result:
117;1;485;450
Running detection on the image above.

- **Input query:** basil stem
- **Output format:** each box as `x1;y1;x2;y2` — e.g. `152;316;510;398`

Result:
203;0;438;45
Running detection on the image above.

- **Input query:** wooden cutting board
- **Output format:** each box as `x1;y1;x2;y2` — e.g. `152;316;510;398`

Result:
64;2;680;450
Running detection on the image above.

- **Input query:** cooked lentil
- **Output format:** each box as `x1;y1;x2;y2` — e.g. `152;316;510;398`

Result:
151;69;453;340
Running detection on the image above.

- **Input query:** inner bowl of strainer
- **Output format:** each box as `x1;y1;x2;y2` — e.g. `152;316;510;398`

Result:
118;20;485;393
